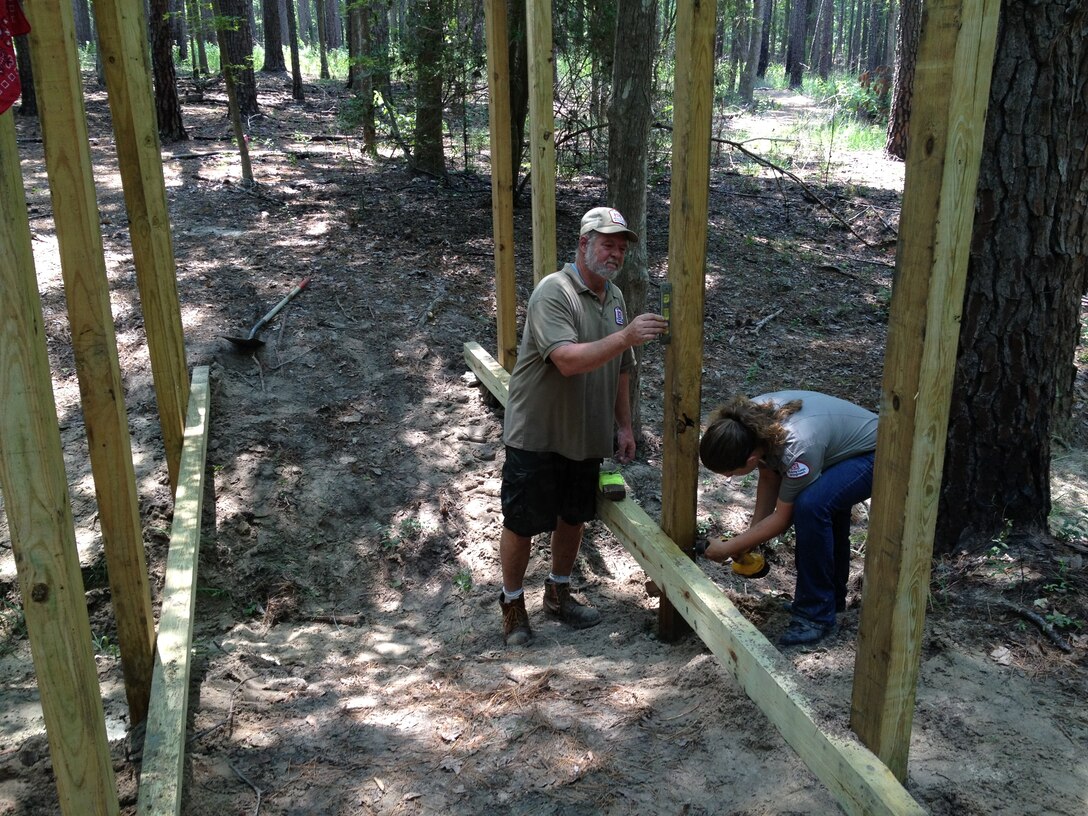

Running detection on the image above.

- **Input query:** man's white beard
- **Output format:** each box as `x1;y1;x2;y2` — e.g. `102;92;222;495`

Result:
587;257;620;281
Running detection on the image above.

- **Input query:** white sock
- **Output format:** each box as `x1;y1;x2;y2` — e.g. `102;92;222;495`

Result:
503;587;524;602
548;574;571;584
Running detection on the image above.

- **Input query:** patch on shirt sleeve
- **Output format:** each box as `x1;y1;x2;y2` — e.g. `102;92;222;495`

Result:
615;307;625;325
786;460;811;479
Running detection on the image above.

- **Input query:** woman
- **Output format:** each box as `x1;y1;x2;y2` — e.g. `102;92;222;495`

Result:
699;391;878;646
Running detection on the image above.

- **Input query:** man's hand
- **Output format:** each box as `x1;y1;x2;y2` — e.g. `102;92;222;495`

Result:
614;425;636;464
624;313;669;347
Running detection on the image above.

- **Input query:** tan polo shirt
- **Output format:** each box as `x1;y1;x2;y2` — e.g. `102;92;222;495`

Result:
503;263;635;461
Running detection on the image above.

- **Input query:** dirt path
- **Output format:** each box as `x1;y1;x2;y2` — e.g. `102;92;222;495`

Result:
1;82;1086;815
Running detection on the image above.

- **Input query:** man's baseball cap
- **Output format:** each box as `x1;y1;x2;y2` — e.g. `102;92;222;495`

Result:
580;207;639;243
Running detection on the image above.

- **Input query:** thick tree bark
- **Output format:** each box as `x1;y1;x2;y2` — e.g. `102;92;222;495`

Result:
14;35;35;117
285;0;304;100
738;0;765;103
785;0;809;88
315;0;330;78
757;0;771;76
261;0;288;72
608;0;657;437
72;0;93;45
811;0;832;79
884;0;919;160
506;0;529;186
411;0;445;176
935;0;1088;553
150;0;188;141
218;0;259;115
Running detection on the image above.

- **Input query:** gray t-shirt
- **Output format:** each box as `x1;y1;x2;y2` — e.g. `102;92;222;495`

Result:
756;390;878;503
503;263;635;461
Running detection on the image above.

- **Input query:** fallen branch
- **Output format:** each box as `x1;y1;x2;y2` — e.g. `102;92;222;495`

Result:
751;307;783;334
653;121;886;248
963;590;1074;653
231;762;264;816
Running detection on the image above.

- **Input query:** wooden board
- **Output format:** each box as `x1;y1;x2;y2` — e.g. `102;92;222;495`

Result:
136;366;212;816
93;0;190;493
525;0;556;284
483;0;519;371
464;340;511;407
27;0;157;730
0;112;119;816
850;0;1002;781
658;0;716;641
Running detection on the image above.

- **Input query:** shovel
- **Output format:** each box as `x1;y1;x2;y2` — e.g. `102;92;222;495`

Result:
225;277;310;349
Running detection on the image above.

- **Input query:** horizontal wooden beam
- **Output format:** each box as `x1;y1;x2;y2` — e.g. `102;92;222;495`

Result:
598;497;925;816
464;340;511;407
137;366;211;816
463;340;924;816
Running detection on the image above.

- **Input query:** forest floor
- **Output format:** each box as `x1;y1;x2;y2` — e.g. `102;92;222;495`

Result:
1;75;1087;815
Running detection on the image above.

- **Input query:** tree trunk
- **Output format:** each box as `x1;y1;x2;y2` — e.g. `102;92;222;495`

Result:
884;0;918;160
325;0;343;48
359;2;377;152
785;0;808;88
172;0;188;62
811;0;832;80
757;0;771;76
864;0;883;71
608;0;656;438
14;35;36;117
212;0;255;183
285;0;305;99
738;0;764;103
506;0;529;186
217;0;259;115
315;0;330;78
150;0;188;141
72;0;93;45
261;0;287;72
297;0;312;43
348;3;362;89
411;0;445;176
935;0;1088;554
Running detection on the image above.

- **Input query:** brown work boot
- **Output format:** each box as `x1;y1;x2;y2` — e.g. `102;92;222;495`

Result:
499;593;533;646
543;578;601;629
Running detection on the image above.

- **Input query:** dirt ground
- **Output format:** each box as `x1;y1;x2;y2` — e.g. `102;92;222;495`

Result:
2;77;1087;815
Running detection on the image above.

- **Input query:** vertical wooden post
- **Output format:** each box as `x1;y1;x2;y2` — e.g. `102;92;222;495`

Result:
850;0;1000;781
483;0;518;371
525;0;556;284
658;0;716;641
0;112;120;816
25;0;157;726
92;0;190;493
137;367;211;816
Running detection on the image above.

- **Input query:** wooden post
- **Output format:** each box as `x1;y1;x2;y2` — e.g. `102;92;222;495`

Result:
483;0;519;370
25;0;157;727
850;0;1001;781
137;367;211;816
525;0;556;284
92;0;190;493
658;0;716;641
0;112;119;816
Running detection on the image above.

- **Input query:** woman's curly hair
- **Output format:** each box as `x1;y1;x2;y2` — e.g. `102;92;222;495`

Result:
699;395;802;473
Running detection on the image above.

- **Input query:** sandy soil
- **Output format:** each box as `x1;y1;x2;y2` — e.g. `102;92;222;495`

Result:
1;80;1087;815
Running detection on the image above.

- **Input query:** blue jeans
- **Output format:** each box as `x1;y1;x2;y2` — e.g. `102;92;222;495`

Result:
791;452;875;627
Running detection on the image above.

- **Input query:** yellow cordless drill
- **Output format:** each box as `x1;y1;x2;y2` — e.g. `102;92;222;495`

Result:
694;536;770;578
730;549;769;579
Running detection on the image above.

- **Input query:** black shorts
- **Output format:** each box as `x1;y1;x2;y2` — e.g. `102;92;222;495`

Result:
501;447;602;537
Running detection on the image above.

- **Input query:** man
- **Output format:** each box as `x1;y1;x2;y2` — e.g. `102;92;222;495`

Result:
498;206;668;646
